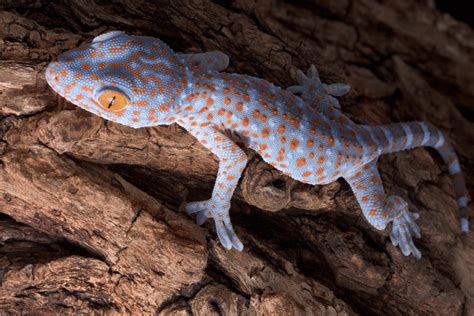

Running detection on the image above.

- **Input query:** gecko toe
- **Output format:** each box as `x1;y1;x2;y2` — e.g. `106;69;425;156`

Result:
287;85;303;94
195;210;209;225
186;200;208;214
296;69;307;84
223;217;244;251
215;219;232;250
307;64;319;79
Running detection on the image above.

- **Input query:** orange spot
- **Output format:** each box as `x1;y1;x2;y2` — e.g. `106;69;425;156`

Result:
81;85;93;92
218;108;225;115
309;152;315;159
302;171;311;177
207;98;214;106
259;98;269;109
207;113;214;120
199;106;209;114
369;209;378;217
317;156;326;164
184;105;193;111
260;115;267;123
370;175;378;184
277;125;286;134
243;93;250;102
253;109;260;118
224;87;230;94
262;128;270;138
290;138;299;150
242;130;249;136
133;110;140;115
309;128;317;135
272;108;278;116
98;62;106;69
132;118;139;123
74;73;82;79
90;74;99;80
297;157;306;167
316;167;324;175
159;104;170;111
280;136;287;144
318;144;324;152
133;100;150;107
328;137;335;147
362;196;369;203
290;117;300;128
224;97;231;105
235;102;243;112
242;117;249;126
81;64;91;71
307;140;314;148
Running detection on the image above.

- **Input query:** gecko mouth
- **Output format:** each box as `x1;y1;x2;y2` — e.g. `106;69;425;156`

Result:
45;60;62;93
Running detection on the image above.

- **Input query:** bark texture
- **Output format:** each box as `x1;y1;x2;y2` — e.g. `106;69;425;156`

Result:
1;1;474;315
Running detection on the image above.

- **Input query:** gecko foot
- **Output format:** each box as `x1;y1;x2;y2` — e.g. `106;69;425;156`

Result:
387;196;422;259
287;64;351;103
186;200;244;251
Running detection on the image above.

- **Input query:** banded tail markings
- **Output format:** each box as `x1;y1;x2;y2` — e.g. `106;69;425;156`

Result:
374;121;471;233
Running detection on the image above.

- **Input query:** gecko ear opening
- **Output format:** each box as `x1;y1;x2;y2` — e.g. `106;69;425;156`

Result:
92;31;126;44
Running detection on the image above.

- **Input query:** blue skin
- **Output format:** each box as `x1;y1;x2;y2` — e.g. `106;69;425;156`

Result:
46;31;470;258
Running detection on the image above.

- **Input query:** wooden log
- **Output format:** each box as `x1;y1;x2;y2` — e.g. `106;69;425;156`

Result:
1;1;473;314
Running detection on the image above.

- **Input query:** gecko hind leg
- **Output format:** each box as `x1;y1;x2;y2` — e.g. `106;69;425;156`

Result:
345;162;422;259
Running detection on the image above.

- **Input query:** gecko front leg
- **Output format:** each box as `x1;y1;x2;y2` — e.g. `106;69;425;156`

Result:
177;51;229;72
183;124;247;251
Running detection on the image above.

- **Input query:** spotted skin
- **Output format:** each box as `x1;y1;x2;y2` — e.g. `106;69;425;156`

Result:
46;31;472;258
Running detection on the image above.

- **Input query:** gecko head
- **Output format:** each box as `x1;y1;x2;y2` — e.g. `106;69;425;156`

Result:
46;31;187;128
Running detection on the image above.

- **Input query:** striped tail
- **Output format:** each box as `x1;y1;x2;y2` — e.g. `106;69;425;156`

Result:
373;121;471;233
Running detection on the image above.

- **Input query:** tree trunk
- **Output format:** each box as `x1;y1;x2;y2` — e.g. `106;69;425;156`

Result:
1;1;473;314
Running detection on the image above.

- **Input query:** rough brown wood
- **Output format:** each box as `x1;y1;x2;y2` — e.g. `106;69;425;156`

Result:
1;1;473;314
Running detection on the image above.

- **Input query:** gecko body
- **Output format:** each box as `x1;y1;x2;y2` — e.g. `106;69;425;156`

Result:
46;31;471;258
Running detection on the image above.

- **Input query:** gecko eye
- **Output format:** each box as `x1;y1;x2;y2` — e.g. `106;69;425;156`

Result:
97;89;129;111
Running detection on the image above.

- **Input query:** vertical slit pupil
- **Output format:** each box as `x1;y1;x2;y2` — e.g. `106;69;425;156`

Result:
108;96;116;108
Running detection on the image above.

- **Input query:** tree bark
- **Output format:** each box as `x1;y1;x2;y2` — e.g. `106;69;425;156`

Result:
1;0;473;314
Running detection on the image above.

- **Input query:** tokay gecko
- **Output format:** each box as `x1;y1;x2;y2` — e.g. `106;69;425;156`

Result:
46;31;472;259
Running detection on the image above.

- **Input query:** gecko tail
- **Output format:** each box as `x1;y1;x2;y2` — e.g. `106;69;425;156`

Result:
378;121;471;233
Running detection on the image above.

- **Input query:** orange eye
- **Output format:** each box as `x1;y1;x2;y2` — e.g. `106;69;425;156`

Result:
97;89;129;111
